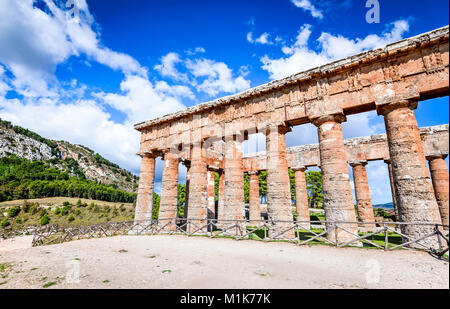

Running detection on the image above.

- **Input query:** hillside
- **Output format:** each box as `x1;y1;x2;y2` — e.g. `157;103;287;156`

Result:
0;118;138;192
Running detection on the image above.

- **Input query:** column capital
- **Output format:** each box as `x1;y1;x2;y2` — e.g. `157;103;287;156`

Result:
383;158;391;165
376;98;418;116
349;160;368;167
248;171;259;176
310;113;346;127
264;123;292;135
137;151;159;158
181;159;191;169
426;153;448;161
291;166;307;172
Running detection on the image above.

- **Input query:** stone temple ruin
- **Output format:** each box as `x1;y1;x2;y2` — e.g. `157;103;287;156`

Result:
133;26;450;247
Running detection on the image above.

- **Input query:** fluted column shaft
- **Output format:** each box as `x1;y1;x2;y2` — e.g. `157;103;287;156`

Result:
350;161;376;229
159;152;179;224
313;114;358;243
378;100;442;248
292;167;310;229
266;124;295;238
428;155;449;227
223;136;245;221
134;153;156;223
187;141;208;223
248;171;261;223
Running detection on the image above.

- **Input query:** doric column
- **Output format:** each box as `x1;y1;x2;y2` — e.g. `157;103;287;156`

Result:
217;170;225;224
384;159;399;221
377;99;442;248
427;154;449;227
134;152;157;223
349;160;376;230
158;151;179;230
292;166;310;229
223;135;245;222
248;171;261;223
312;114;358;243
182;161;191;219
206;170;216;220
266;124;295;238
187;141;208;226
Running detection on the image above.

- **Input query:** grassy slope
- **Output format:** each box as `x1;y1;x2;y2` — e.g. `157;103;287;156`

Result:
0;198;135;232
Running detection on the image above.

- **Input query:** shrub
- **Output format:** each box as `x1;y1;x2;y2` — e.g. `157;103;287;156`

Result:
40;214;50;225
40;209;48;217
74;209;81;216
67;214;75;222
8;207;20;217
76;199;82;207
54;207;61;215
15;217;22;224
22;201;31;213
62;201;71;207
61;205;71;216
1;218;10;227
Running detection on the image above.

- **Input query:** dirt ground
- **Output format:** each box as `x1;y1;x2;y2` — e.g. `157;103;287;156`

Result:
0;235;448;289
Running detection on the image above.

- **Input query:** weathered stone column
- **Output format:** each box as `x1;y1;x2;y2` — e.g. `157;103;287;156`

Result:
217;170;225;225
134;153;157;223
248;171;261;224
206;170;216;220
187;141;208;228
378;100;442;248
427;154;449;227
158;151;179;230
312;114;358;244
266;124;295;238
223;135;245;223
292;167;310;229
384;159;399;222
349;160;376;231
182;161;191;219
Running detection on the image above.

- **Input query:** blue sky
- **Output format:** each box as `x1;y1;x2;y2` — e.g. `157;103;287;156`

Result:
0;0;448;204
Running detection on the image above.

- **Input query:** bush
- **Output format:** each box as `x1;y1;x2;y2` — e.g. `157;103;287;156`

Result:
40;209;48;217
40;214;50;225
15;217;22;224
67;214;75;222
8;207;20;217
22;201;31;213
76;199;82;207
74;209;81;216
1;218;10;227
62;201;71;207
54;207;61;215
61;205;71;216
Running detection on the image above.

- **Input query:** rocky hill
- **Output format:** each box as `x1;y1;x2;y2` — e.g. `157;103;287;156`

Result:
0;119;138;192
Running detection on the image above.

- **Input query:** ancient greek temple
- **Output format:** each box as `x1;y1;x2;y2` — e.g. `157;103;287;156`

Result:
133;26;450;246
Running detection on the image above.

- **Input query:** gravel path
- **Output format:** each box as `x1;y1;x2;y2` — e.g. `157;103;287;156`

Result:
0;235;448;289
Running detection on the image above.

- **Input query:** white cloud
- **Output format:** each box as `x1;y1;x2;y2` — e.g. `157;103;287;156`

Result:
154;52;187;81
247;32;273;45
291;0;323;19
261;20;410;80
95;75;186;124
186;58;251;96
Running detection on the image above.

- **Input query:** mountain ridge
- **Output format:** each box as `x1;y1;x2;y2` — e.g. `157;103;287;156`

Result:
0;118;138;192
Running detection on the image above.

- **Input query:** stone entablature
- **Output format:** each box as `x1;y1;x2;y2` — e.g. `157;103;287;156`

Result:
136;26;448;155
242;124;449;171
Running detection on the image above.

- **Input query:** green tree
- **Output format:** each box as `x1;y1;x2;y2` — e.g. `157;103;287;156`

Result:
305;171;323;208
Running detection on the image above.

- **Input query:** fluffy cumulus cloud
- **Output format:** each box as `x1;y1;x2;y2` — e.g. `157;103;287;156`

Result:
0;0;190;173
153;53;251;97
261;20;410;80
185;58;251;96
291;0;323;19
